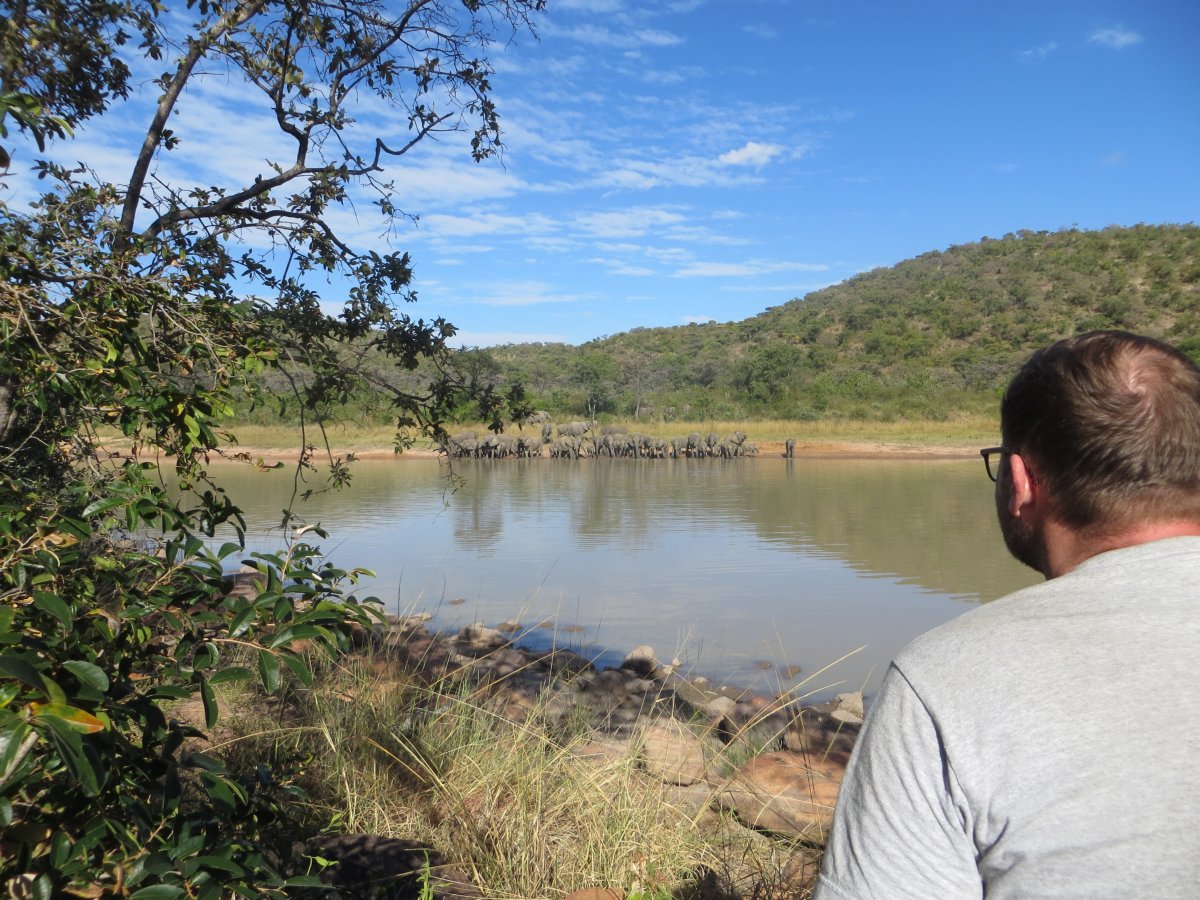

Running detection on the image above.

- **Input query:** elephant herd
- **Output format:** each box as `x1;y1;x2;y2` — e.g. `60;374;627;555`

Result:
440;420;762;461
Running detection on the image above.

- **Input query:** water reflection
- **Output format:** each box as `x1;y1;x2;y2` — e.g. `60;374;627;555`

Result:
199;457;1039;699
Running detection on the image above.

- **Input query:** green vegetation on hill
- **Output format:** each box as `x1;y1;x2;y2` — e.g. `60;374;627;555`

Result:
479;224;1199;424
247;224;1197;430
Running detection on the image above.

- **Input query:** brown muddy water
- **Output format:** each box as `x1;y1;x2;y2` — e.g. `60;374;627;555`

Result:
201;457;1039;701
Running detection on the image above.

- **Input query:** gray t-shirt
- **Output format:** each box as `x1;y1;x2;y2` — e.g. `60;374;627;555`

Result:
815;536;1200;900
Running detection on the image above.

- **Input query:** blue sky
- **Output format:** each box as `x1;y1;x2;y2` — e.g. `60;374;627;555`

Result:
12;0;1200;346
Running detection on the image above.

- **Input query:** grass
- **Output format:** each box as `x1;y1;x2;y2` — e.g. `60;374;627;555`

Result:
215;641;828;899
108;415;997;456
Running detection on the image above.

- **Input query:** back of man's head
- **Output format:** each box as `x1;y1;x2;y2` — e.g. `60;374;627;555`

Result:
1001;330;1200;534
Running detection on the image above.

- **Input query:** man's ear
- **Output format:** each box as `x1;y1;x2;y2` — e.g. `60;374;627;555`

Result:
1007;453;1038;517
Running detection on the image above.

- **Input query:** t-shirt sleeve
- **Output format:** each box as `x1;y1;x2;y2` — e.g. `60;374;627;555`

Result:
814;663;982;900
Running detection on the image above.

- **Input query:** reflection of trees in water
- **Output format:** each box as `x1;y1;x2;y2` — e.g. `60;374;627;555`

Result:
742;461;1036;601
207;458;1036;601
571;461;661;545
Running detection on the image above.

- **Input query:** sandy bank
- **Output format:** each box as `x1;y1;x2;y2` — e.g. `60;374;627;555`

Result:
215;438;980;463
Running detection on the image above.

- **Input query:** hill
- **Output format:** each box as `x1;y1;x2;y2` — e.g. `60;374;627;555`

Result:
482;224;1200;422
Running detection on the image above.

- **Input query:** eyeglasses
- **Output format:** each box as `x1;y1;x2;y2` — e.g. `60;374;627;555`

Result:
980;446;1010;482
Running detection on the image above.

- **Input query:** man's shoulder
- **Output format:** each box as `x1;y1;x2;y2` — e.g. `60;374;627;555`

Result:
895;535;1200;679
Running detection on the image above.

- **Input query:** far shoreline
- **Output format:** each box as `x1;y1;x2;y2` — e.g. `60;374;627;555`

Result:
207;438;981;463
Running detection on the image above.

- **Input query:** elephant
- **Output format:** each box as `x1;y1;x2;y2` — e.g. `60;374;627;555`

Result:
784;437;796;458
541;422;553;444
442;431;478;458
557;421;594;439
515;435;540;458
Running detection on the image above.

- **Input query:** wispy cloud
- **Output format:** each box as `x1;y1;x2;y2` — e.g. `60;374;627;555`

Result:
549;23;684;49
1088;26;1143;49
574;207;687;238
1017;41;1058;62
417;211;559;239
673;260;830;278
587;257;657;276
718;141;785;167
461;281;582;308
1099;150;1127;167
742;23;778;40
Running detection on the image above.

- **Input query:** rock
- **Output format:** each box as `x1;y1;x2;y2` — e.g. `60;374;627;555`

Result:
621;644;660;677
704;694;737;720
222;569;264;601
714;750;849;838
570;733;635;766
456;623;507;653
830;691;864;725
638;717;709;786
564;890;622;900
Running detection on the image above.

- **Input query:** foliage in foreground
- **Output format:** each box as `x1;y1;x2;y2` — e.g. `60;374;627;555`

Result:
227;646;820;898
0;0;541;894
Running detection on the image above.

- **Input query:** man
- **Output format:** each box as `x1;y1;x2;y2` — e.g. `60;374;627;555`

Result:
815;331;1200;899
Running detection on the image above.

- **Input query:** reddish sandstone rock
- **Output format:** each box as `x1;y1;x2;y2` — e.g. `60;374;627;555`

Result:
714;750;849;839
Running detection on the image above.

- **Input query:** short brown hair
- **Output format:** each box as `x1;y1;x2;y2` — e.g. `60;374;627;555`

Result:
1001;330;1200;531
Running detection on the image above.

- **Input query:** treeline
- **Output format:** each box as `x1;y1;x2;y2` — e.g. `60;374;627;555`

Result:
239;224;1200;427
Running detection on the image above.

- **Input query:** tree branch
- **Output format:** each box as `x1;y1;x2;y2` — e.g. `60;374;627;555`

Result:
117;0;270;250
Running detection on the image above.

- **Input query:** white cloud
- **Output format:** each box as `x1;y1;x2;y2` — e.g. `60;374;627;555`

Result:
464;281;581;307
1099;151;1127;167
574;207;687;238
718;141;785;167
1088;27;1143;49
418;211;558;239
549;23;683;49
742;23;778;40
1017;42;1058;62
586;257;656;276
673;260;830;278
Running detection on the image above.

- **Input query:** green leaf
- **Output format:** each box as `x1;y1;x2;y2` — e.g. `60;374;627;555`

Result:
257;649;280;693
34;714;102;796
31;591;72;629
0;722;36;785
192;641;219;670
227;606;254;638
200;770;245;809
31;703;106;734
63;660;110;694
279;652;313;688
208;666;253;686
0;653;42;689
80;496;129;519
181;854;246;877
266;623;323;649
198;676;217;728
130;887;187;899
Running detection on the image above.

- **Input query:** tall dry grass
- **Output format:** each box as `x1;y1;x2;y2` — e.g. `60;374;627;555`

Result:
219;645;824;899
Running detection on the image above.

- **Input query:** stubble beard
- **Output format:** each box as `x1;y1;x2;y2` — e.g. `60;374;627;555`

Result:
996;476;1044;573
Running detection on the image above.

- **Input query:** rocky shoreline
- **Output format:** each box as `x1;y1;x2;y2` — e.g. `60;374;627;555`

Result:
308;608;865;897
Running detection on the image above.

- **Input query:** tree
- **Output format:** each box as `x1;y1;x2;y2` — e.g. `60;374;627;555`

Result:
571;350;619;418
0;0;543;893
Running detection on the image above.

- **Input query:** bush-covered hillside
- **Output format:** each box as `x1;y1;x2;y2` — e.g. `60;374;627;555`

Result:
484;224;1200;422
238;224;1200;427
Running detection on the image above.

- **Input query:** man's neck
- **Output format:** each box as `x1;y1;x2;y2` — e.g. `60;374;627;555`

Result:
1040;520;1200;579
